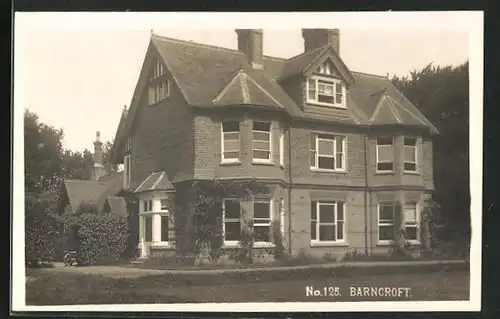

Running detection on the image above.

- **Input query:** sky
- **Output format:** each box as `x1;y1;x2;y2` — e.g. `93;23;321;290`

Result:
16;12;471;152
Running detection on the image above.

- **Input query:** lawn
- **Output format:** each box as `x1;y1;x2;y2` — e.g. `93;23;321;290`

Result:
26;267;469;304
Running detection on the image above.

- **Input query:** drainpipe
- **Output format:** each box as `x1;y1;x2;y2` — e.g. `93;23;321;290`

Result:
287;117;293;257
363;130;369;256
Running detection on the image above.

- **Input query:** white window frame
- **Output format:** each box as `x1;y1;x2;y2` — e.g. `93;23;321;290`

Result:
123;155;131;188
377;202;396;244
376;137;394;172
252;121;272;163
310;201;346;245
222;199;242;246
310;133;346;172
404;137;418;173
221;121;240;163
279;130;284;167
306;74;346;109
139;197;170;247
404;202;420;244
253;199;274;247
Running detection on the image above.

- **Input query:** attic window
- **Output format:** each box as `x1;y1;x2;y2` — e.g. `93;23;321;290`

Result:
317;60;334;75
148;60;170;105
307;76;346;108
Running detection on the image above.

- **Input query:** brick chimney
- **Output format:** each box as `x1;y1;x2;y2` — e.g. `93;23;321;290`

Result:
235;29;264;69
302;29;340;54
92;131;107;181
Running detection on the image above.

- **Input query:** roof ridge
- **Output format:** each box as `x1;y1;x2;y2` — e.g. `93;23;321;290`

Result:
351;70;389;80
389;96;429;127
387;98;403;123
212;71;244;104
244;73;285;108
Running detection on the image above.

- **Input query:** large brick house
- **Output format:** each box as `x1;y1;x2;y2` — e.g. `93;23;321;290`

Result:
107;28;438;260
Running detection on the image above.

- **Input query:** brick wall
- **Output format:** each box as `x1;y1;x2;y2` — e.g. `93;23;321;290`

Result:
129;50;195;188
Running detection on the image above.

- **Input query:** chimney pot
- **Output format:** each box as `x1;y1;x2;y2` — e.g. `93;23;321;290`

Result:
302;28;340;54
235;29;264;69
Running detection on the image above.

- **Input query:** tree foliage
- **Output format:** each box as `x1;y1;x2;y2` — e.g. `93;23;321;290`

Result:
392;61;470;243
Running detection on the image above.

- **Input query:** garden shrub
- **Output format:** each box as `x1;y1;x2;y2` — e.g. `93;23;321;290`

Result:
271;220;287;261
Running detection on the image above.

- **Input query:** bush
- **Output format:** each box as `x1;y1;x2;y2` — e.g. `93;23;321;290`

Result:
25;192;59;267
76;212;129;265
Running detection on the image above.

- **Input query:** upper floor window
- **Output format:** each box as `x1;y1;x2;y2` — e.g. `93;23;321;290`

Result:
307;62;346;108
376;137;394;172
310;133;346;171
378;202;395;243
123;155;131;188
252;121;272;163
148;60;170;105
404;137;418;172
221;121;240;163
279;130;284;167
311;201;345;243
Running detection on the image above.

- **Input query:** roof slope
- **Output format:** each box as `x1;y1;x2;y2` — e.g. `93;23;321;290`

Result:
63;180;109;212
134;171;175;193
104;196;128;217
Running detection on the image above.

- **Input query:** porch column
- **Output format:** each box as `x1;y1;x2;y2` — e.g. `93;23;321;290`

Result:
152;213;161;244
139;215;146;257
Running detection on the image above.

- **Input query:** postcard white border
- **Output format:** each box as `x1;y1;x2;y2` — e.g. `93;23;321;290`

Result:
12;11;483;312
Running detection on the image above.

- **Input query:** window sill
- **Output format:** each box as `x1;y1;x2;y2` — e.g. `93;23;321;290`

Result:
310;168;347;174
403;171;420;175
374;171;394;175
220;160;242;166
150;242;172;249
252;160;274;166
222;242;276;248
310;242;348;247
306;100;347;109
377;240;421;246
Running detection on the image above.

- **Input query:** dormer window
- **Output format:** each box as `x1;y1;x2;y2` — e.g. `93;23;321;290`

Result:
148;59;170;105
307;60;346;108
317;60;334;75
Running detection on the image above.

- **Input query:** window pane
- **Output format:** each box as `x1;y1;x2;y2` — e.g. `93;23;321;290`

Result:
405;146;416;162
145;216;152;242
310;150;316;167
337;202;344;220
161;216;169;241
318;83;334;96
253;150;270;160
337;221;344;240
254;202;270;219
253;122;270;132
404;162;416;171
311;221;317;240
224;139;239;151
254;225;271;242
311;202;317;220
335;82;342;93
143;201;148;212
318;156;335;169
253;140;270;151
319;204;335;223
160;199;169;211
223;121;239;132
377;137;393;145
336;136;344;152
310;134;316;150
377;162;393;171
318;139;334;155
224;131;239;140
404;137;417;146
308;89;316;100
336;93;343;104
405;226;418;240
319;225;335;241
335;153;343;169
379;225;394;241
308;78;316;88
253;131;269;141
377;145;393;162
225;222;240;241
224;151;239;159
379;204;394;221
318;94;334;104
224;200;240;219
404;204;417;222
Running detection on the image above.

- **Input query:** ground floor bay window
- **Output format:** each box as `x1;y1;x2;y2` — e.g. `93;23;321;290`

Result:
310;201;346;245
138;197;170;257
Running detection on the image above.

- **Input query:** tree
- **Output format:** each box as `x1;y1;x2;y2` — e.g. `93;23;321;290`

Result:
392;61;470;245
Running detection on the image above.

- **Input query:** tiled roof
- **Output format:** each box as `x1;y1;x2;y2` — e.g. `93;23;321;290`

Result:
119;32;438;140
63;180;108;212
104;196;128;217
134;171;175;193
96;171;124;208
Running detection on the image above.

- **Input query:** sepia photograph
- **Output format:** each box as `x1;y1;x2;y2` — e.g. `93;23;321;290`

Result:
12;11;483;312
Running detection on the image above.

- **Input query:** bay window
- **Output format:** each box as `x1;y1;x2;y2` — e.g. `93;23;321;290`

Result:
221;121;240;162
310;133;346;171
222;199;242;244
310;201;345;244
139;196;170;249
378;203;396;243
252;121;272;162
404;203;419;242
376;137;394;172
253;200;272;243
404;137;418;172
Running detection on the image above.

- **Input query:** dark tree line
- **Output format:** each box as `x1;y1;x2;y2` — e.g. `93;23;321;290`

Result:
392;61;470;245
